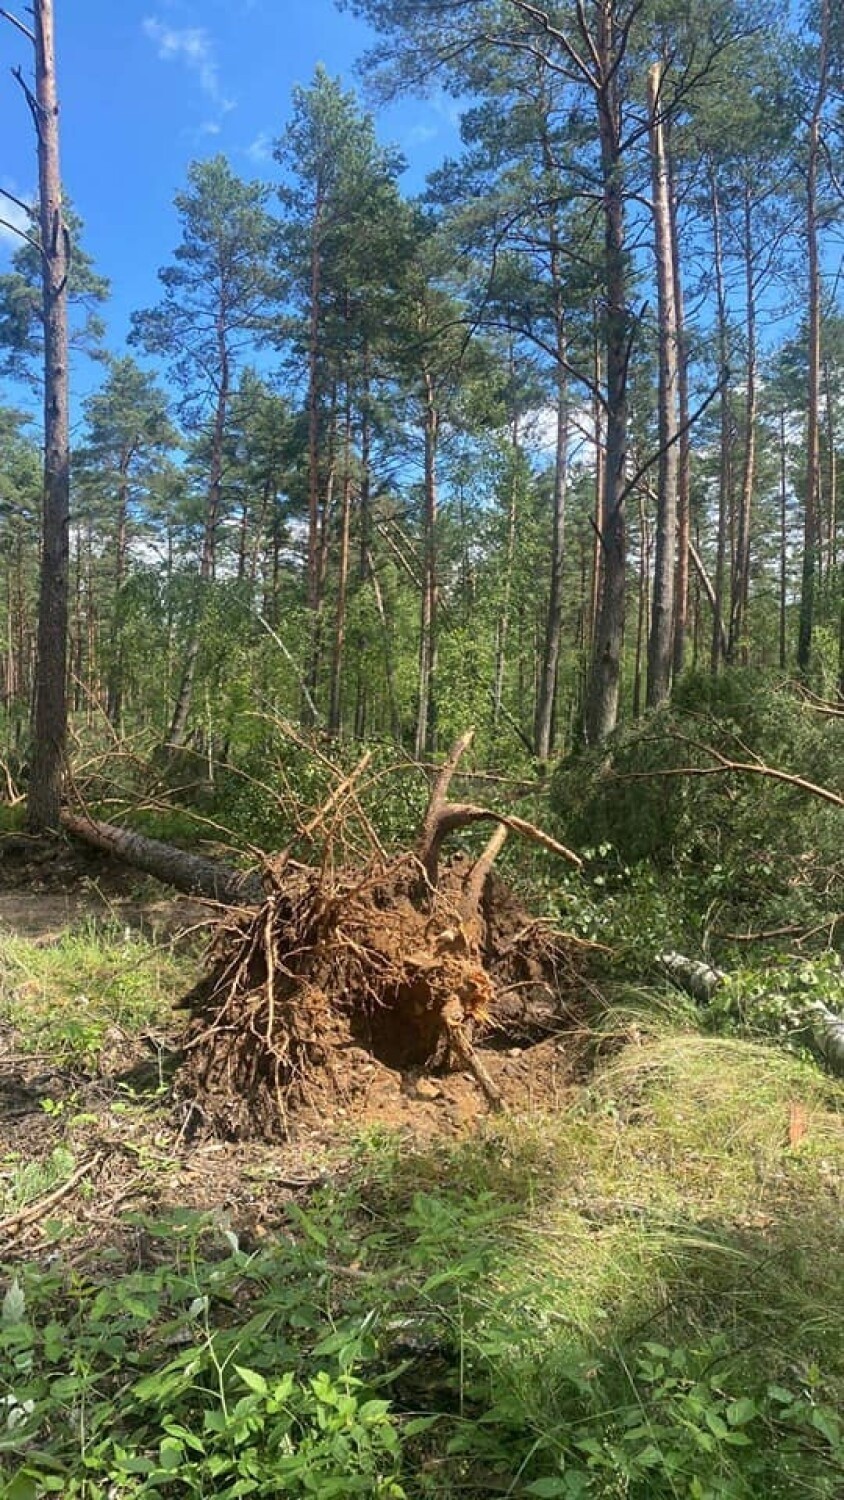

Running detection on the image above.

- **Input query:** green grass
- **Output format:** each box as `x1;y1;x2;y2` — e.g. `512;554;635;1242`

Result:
2;1017;842;1498
0;920;193;1066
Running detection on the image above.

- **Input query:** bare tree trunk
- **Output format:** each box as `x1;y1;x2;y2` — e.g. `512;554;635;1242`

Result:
798;0;829;678
328;396;353;736
354;347;372;740
670;148;691;679
62;812;264;905
823;358;837;578
493;405;519;734
585;11;629;744
534;111;570;761
633;490;650;718
27;0;70;832
779;409;789;672
646;61;679;710
709;166;731;676
168;344;229;750
588;320;604;662
728;184;757;665
303;192;324;726
415;372;439;759
535;355;569;759
106;458;131;729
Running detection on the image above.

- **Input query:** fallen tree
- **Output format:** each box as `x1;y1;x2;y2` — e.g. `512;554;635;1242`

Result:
64;733;591;1138
60;811;265;905
660;950;844;1077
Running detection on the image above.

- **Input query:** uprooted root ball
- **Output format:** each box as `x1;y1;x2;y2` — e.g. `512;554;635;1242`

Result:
175;854;591;1139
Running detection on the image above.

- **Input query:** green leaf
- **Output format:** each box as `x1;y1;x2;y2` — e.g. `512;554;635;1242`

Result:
726;1397;757;1427
767;1385;795;1405
704;1410;729;1440
234;1365;269;1398
636;1444;664;1467
810;1408;841;1447
357;1398;392;1423
524;1480;570;1497
158;1436;184;1472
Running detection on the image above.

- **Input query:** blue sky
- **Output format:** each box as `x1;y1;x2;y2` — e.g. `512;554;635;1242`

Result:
0;0;460;381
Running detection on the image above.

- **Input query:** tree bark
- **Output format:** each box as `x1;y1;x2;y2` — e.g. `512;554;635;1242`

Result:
168;329;230;749
728;183;757;665
646;60;679;710
709;165;731;677
535;355;569;760
415;369;439;759
585;3;629;744
27;0;70;833
797;0;829;678
328;395;353;736
670;147;691;680
61;811;264;905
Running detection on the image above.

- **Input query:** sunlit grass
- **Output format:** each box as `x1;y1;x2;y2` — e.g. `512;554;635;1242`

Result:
0;920;193;1065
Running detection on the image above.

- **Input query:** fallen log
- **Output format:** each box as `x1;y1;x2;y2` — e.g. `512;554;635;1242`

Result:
61;812;264;905
660;950;844;1078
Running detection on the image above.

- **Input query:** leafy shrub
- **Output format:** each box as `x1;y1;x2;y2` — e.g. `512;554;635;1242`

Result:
550;671;844;956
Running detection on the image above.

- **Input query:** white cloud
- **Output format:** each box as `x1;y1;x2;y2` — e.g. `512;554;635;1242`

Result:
404;122;438;147
245;131;273;164
142;17;234;111
0;183;34;251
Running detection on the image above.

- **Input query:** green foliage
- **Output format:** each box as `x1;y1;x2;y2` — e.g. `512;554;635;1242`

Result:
0;1214;408;1499
4;1037;842;1497
708;952;844;1048
550;671;844;959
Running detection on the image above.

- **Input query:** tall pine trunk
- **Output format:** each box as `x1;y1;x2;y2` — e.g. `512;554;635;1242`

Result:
728;184;757;664
709;166;731;675
585;7;629;744
415;371;439;759
328;396;353;736
28;0;70;832
670;148;691;679
798;0;829;678
646;60;679;709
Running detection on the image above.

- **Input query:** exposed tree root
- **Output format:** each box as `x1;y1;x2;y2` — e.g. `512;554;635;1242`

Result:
175;732;589;1138
175;849;589;1137
66;731;592;1139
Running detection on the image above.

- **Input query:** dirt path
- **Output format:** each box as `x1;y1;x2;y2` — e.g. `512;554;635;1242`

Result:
0;835;214;941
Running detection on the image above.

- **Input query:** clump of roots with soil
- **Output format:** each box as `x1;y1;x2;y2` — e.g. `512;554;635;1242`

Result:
170;732;592;1139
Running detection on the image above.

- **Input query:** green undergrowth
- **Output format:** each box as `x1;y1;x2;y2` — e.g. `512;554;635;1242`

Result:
0;921;192;1067
549;671;844;965
2;1032;842;1499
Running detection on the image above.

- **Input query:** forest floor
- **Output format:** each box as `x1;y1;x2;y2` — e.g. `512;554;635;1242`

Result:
1;842;582;1268
2;837;843;1497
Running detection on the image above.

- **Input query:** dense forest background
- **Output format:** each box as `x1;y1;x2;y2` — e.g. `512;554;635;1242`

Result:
0;0;842;789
